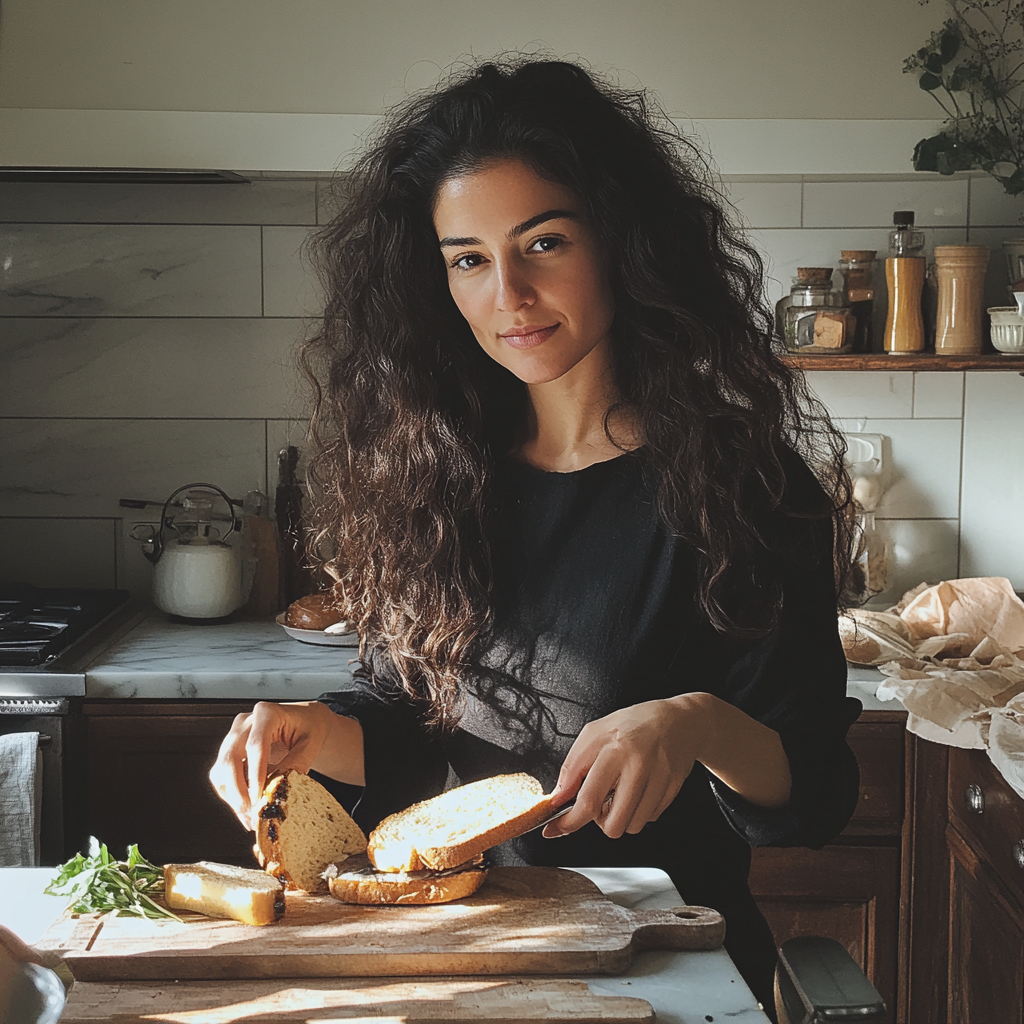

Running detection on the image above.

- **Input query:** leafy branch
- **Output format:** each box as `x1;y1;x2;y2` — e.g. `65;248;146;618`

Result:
44;837;181;921
905;0;1024;194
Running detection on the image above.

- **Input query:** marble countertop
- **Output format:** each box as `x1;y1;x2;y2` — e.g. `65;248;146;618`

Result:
84;611;361;699
82;610;898;712
0;866;769;1024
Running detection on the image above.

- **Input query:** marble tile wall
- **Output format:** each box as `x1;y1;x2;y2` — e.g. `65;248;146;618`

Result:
2;172;1023;600
0;176;327;594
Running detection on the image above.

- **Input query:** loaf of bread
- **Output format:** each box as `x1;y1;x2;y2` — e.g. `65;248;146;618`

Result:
164;861;285;925
368;773;556;873
325;853;488;905
255;770;367;891
283;592;347;631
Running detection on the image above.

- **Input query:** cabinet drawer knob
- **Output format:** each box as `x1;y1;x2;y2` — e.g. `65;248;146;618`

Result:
1014;841;1024;871
965;783;985;814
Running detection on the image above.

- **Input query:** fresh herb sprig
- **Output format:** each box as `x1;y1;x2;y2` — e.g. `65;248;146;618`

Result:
44;837;181;921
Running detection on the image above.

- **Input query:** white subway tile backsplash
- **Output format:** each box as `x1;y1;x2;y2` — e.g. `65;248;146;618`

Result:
802;178;968;228
960;373;1024;589
968;176;1024;229
0;224;262;317
0;180;317;226
262;226;323;317
804;371;914;420
1;318;308;419
0;517;117;589
836;416;962;519
1;170;1019;602
871;518;961;606
913;372;964;418
723;181;801;229
1;418;267;518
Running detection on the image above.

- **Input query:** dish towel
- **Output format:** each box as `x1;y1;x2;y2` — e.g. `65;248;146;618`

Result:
0;732;42;866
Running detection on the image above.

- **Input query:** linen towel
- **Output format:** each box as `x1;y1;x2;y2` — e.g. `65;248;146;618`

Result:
0;732;42;866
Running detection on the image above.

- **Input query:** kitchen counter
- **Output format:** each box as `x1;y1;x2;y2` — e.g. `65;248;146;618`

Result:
0;866;769;1024
85;610;895;707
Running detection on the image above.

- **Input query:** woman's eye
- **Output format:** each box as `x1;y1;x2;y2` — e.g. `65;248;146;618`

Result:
529;236;562;253
450;253;486;271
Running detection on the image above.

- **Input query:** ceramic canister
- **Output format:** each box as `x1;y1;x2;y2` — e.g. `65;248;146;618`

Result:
934;245;990;355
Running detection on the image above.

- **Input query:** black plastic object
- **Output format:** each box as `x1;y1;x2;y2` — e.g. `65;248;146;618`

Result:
776;937;886;1023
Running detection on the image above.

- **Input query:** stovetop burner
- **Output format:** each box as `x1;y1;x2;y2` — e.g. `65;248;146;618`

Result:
0;586;131;667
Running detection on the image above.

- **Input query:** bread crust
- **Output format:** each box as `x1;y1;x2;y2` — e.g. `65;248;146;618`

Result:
255;771;367;891
367;773;557;872
327;860;488;905
283;592;346;631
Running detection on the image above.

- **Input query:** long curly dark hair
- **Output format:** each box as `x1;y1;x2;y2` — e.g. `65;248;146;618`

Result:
302;56;853;726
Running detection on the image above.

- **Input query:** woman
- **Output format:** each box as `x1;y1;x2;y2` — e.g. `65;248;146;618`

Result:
210;57;861;1012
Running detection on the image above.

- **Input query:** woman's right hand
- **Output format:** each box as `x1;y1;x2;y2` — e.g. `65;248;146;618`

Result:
208;700;346;831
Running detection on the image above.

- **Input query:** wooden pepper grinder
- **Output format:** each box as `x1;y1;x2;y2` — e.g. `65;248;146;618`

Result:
933;245;990;355
884;211;926;354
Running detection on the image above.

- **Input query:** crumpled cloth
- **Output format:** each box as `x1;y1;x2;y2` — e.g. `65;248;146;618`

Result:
839;577;1024;799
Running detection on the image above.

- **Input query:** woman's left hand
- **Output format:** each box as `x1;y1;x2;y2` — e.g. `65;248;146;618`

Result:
543;694;712;839
545;691;792;839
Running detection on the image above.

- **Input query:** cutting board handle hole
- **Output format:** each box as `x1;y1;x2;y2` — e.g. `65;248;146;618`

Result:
668;906;703;919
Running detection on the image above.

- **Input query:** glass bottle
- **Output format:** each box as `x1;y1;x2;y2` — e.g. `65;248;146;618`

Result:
838;250;876;353
784;267;853;353
884;210;926;354
845;510;890;606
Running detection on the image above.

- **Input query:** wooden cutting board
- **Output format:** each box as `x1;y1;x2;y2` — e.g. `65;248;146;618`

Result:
60;977;655;1022
40;866;724;982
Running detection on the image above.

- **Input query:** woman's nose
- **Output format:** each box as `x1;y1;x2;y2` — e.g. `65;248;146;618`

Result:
494;261;536;312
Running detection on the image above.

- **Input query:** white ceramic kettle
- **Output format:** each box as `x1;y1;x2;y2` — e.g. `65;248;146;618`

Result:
146;483;246;620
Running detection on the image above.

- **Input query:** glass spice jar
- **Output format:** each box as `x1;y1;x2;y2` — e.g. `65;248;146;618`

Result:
838;250;876;353
783;267;854;353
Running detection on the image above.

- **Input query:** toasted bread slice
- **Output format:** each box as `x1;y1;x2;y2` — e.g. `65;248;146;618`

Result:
255;770;367;891
325;853;488;905
164;861;285;925
368;772;556;873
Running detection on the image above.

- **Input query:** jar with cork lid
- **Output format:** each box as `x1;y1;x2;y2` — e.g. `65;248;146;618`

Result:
838;250;876;352
783;267;854;353
933;245;990;355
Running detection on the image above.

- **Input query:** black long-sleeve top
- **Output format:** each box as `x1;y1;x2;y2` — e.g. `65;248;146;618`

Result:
318;446;861;954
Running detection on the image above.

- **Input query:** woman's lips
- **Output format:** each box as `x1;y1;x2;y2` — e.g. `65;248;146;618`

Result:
499;324;560;349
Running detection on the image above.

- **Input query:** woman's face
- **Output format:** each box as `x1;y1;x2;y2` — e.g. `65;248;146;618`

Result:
433;159;615;386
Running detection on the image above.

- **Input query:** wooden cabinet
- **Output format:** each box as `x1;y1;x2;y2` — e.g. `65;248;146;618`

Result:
945;747;1024;1023
82;700;257;865
749;710;905;1023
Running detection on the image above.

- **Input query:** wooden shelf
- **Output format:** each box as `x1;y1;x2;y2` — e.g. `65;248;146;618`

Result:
782;352;1024;371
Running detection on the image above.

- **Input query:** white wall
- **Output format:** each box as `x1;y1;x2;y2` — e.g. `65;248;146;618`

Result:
0;0;941;119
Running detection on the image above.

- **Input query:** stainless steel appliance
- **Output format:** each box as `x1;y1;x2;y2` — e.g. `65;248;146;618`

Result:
0;586;145;864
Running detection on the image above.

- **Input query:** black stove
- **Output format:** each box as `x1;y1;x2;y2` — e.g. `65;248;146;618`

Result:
0;585;132;667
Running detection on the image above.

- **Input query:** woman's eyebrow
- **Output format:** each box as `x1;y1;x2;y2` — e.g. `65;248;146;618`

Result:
438;209;579;249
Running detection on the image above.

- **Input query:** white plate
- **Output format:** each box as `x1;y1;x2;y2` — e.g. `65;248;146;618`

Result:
275;613;360;647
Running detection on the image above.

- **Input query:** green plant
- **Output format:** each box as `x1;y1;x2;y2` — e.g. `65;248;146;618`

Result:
905;0;1024;194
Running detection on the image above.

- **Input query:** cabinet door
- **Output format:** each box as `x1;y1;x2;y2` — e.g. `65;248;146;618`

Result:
84;702;256;864
750;844;899;1024
947;824;1024;1024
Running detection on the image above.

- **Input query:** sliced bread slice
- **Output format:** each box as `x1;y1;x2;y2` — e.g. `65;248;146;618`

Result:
368;772;556;873
325;853;488;905
164;861;285;925
255;770;367;891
